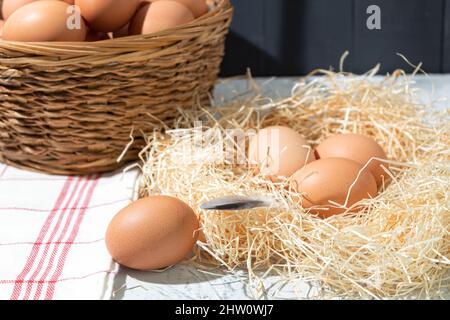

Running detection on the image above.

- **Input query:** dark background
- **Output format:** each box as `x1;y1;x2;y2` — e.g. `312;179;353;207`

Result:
220;0;449;76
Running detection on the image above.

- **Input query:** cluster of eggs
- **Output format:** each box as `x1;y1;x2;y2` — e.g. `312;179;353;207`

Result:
106;128;389;272
0;0;209;41
249;126;389;218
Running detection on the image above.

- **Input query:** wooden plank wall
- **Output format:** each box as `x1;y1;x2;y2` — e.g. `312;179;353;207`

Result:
220;0;447;76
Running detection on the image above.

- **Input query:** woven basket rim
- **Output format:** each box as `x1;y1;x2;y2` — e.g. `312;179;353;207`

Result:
0;0;233;175
0;0;233;63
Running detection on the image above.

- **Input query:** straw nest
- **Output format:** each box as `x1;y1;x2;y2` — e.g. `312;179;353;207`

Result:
136;64;449;299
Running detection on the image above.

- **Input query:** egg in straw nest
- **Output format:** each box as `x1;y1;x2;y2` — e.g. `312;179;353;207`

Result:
134;61;449;299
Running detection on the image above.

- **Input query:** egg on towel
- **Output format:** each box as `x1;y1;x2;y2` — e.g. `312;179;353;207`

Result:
106;196;199;271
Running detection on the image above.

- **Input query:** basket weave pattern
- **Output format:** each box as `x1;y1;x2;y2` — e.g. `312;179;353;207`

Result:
0;0;233;175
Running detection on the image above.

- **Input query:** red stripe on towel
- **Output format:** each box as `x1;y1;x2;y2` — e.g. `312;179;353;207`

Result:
28;177;92;300
44;175;100;300
10;177;74;300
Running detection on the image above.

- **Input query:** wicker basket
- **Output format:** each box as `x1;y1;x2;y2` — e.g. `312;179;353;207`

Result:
0;0;233;175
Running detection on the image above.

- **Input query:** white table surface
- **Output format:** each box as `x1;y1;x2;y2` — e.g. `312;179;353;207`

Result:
112;75;450;300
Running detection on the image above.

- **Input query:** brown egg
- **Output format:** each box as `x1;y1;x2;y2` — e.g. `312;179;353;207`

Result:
290;158;378;218
129;1;194;36
248;126;316;181
151;0;208;18
3;1;87;42
1;0;74;20
316;134;389;187
105;196;199;271
75;0;140;32
2;0;36;20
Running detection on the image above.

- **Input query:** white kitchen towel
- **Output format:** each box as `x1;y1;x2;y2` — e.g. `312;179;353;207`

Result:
0;163;138;300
